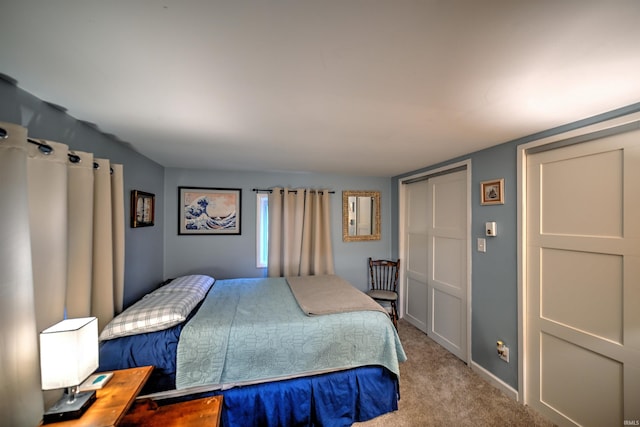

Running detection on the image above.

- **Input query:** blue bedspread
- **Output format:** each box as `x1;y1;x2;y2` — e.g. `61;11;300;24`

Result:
98;322;182;392
176;277;406;389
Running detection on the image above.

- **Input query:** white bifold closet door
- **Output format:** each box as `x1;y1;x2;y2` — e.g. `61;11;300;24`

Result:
404;169;468;362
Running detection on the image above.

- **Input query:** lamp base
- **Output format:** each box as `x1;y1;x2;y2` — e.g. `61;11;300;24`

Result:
42;390;96;424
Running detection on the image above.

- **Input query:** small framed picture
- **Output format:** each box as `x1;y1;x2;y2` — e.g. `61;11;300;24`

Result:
480;179;504;205
178;187;241;235
131;190;155;227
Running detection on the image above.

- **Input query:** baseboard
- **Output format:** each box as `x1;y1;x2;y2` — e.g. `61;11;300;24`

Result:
470;361;519;401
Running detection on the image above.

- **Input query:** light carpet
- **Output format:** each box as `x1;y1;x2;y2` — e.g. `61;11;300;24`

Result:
355;320;555;427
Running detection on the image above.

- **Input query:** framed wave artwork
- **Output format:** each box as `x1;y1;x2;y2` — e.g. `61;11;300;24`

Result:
178;187;241;235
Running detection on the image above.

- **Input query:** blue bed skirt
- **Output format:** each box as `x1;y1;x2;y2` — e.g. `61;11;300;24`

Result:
156;365;399;427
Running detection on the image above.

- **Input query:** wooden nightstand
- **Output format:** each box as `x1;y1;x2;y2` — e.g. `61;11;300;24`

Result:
41;366;153;427
121;395;223;427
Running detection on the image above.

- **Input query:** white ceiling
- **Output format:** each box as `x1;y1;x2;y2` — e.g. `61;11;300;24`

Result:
1;1;639;177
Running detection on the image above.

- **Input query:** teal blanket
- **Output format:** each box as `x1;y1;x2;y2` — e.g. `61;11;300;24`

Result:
176;277;406;389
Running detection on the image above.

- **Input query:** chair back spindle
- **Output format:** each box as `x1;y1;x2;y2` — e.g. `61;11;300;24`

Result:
369;258;399;293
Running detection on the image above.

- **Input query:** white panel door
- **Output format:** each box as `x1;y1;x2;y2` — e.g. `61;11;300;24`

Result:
427;170;467;361
404;179;429;332
526;129;640;426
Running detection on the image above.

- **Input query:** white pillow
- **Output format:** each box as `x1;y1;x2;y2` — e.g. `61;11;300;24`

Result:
99;275;214;341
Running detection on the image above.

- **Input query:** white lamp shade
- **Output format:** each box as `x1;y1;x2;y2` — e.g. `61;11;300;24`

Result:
40;317;98;390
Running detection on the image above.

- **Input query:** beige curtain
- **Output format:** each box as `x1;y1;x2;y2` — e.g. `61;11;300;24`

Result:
0;121;124;425
27;139;69;334
111;164;125;314
92;158;116;330
267;187;334;277
0;122;44;427
66;150;95;318
66;156;125;321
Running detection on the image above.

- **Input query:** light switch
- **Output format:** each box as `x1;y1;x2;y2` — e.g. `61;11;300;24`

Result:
477;238;486;252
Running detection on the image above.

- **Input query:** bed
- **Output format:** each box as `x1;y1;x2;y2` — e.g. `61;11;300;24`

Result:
98;274;407;426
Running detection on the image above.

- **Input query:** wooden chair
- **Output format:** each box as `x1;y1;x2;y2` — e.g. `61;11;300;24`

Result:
366;257;400;328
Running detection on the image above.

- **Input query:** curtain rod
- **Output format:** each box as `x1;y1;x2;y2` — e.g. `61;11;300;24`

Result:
27;138;113;173
252;188;335;194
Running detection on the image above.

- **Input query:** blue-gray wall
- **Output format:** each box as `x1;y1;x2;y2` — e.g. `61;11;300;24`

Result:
0;76;394;306
164;168;392;290
391;101;640;390
6;75;639;393
0;78;165;307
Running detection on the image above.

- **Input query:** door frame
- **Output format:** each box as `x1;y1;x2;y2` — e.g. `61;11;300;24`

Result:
516;110;640;404
398;159;472;364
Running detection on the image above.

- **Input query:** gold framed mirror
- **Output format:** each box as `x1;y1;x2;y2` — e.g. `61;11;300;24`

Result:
342;190;381;242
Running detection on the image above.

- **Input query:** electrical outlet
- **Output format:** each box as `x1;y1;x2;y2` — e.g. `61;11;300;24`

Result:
499;345;509;362
497;341;509;363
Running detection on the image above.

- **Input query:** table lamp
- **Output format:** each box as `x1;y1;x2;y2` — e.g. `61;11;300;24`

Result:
40;317;99;424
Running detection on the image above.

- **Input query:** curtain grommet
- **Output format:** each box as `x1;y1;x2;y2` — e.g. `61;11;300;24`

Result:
27;138;53;155
0;127;8;140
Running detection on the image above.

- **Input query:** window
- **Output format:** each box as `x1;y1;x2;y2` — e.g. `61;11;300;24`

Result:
256;193;269;268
